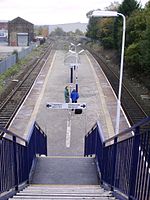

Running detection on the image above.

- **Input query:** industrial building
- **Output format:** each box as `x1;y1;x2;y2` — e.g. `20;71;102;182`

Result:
8;17;34;46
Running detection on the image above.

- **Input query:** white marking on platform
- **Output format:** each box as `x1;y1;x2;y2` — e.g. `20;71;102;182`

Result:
24;52;57;137
66;119;71;148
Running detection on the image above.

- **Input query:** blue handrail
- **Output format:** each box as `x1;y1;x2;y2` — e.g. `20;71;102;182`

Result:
84;117;150;200
0;121;47;198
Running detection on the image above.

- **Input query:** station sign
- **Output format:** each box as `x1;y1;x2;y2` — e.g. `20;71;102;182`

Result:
46;102;86;110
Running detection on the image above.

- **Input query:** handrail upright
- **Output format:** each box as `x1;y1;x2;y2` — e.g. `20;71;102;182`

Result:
128;126;140;199
111;137;117;190
12;136;19;191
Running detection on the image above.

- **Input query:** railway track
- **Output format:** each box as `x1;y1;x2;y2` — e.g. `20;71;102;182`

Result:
85;47;148;127
0;41;53;132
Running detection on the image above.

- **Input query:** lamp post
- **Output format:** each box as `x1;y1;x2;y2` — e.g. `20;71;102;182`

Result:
69;43;84;92
90;10;126;135
70;43;81;91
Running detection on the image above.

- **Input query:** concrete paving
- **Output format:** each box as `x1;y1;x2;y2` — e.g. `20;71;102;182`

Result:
31;157;99;185
9;49;129;156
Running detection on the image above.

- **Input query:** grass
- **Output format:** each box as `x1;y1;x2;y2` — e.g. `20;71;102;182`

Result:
0;62;21;93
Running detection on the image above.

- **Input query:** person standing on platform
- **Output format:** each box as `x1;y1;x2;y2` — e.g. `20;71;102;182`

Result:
64;86;70;103
71;89;79;103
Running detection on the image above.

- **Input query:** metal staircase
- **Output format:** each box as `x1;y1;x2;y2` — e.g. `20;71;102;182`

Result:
9;157;117;200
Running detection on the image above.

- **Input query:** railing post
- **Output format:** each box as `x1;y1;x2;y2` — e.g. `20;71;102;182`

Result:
128;126;140;199
100;142;105;184
111;137;117;190
95;126;98;155
26;141;30;184
84;135;87;156
45;134;47;156
13;136;18;191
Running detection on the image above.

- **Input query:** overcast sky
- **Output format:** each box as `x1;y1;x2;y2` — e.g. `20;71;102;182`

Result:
0;0;148;25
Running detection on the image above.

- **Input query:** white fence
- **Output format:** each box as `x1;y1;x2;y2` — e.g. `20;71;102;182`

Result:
0;43;37;74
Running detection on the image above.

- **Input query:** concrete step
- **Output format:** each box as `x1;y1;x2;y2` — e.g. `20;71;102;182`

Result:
10;198;115;200
31;157;99;185
9;184;116;200
10;197;116;199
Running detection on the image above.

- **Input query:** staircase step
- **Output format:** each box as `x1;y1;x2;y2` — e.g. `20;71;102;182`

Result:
16;191;111;196
12;196;115;200
27;184;101;189
10;184;116;200
23;184;104;193
17;189;111;195
17;191;110;197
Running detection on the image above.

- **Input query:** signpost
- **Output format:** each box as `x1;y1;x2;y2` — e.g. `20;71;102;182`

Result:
46;102;87;148
46;102;86;110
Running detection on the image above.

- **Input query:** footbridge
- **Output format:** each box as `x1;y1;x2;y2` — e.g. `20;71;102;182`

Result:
0;44;149;200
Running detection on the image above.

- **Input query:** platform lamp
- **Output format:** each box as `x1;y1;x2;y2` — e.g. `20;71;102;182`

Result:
70;43;81;55
89;10;126;135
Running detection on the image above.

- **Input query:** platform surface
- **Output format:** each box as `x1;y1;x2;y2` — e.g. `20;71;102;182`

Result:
9;49;129;156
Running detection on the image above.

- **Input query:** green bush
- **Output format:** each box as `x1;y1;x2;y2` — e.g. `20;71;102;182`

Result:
125;42;142;75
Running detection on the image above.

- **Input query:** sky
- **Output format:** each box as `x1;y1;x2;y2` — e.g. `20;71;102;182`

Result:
0;0;149;25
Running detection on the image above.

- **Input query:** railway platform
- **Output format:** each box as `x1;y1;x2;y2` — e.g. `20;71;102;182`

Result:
8;48;129;156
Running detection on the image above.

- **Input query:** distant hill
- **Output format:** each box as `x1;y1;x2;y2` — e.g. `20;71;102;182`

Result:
49;22;87;33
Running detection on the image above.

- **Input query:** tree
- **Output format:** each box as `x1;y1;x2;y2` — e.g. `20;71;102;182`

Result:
140;10;150;74
118;0;141;17
50;27;66;37
86;3;120;47
105;1;120;10
85;0;150;89
114;0;141;51
125;5;150;88
126;11;146;46
75;29;84;36
86;16;100;40
97;18;115;48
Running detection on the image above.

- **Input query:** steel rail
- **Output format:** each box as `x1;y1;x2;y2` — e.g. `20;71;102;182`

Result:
86;47;148;126
0;42;53;132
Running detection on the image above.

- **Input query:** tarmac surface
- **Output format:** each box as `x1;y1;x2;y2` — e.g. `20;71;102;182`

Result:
9;49;129;156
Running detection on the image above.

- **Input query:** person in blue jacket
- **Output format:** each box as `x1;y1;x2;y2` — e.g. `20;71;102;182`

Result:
71;89;79;103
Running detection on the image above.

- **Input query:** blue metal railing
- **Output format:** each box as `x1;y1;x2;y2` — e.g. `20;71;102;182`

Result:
84;117;150;200
0;121;47;198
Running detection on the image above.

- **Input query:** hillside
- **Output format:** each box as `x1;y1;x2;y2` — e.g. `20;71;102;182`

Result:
49;22;87;33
